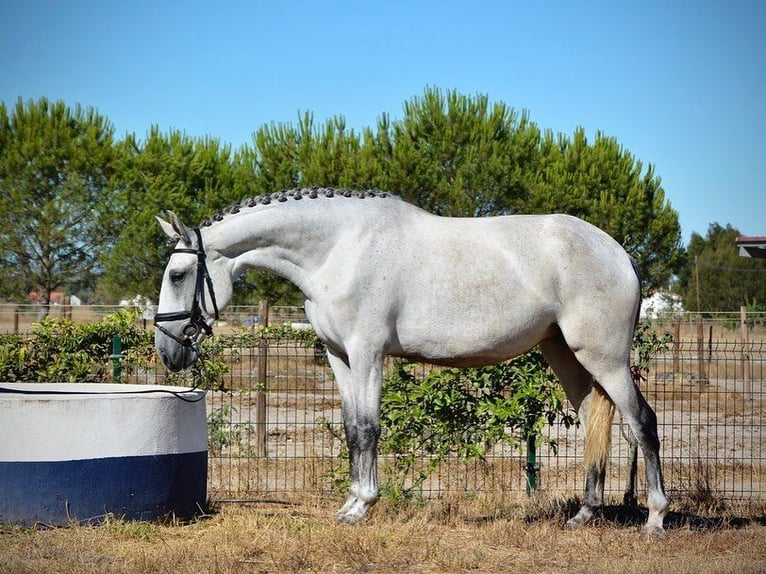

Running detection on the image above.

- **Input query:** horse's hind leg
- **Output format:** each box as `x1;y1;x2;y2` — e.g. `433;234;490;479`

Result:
327;347;383;524
540;335;613;527
575;350;670;535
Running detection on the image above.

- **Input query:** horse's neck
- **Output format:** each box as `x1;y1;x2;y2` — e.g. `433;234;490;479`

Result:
204;202;345;295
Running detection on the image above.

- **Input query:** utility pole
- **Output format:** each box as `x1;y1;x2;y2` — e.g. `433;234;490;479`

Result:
694;255;706;385
695;255;701;312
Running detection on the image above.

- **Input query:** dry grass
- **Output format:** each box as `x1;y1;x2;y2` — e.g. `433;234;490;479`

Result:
2;495;765;574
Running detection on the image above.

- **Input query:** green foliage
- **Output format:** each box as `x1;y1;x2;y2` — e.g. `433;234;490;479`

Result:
529;127;683;290
631;320;673;383
0;333;30;383
1;88;683;302
743;298;766;328
377;349;576;499
163;334;231;391
381;89;541;217
97;128;241;302
677;223;766;313
0;309;151;383
251;113;366;192
0;97;118;306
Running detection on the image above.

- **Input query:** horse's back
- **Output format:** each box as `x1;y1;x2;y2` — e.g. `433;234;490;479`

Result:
394;207;638;313
374;205;640;364
303;198;639;365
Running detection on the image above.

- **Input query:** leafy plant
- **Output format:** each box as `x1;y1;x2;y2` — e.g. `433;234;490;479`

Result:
744;298;766;329
377;349;576;500
164;335;231;391
218;323;322;348
0;309;152;382
631;319;673;384
206;394;260;456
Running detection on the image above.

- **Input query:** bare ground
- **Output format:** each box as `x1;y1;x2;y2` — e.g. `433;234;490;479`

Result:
1;496;765;573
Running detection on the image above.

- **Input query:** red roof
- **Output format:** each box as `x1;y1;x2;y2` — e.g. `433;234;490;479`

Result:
736;236;766;258
736;236;766;244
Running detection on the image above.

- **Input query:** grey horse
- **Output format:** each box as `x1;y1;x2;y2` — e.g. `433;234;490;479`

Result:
154;189;669;535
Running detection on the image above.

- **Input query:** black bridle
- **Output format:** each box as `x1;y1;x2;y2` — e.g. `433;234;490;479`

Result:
153;228;220;350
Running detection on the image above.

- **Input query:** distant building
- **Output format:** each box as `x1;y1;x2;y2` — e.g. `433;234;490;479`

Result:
119;295;155;320
27;291;80;305
640;290;684;319
736;236;766;259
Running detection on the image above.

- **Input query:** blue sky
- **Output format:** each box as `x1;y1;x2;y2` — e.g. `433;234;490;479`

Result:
1;1;764;244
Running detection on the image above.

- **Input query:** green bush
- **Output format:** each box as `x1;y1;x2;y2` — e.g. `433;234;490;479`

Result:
0;309;152;382
378;349;576;499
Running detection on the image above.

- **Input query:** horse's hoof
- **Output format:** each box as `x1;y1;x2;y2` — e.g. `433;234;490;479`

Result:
566;517;586;529
566;506;594;529
642;524;668;537
335;511;363;525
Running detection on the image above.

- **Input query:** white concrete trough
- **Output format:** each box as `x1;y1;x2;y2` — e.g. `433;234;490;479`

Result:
0;383;207;527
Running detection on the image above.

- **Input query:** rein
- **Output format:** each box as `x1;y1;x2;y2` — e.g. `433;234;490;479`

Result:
153;228;220;351
0;384;207;403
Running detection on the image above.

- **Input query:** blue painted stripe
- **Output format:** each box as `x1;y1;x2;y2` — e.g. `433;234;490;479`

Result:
0;451;207;527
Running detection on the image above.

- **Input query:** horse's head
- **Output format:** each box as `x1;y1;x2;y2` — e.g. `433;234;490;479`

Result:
154;211;232;371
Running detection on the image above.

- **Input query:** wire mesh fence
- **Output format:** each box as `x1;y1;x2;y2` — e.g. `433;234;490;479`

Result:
150;335;764;511
1;305;764;511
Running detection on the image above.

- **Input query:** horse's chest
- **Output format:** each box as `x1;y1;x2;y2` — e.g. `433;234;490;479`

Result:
303;299;345;351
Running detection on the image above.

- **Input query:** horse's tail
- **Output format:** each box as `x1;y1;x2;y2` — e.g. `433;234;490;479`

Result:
629;255;643;332
583;383;615;473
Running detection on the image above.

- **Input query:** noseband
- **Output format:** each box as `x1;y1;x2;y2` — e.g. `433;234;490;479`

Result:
154;228;220;350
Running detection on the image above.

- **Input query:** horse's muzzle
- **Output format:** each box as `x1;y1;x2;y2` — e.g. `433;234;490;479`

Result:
156;330;199;372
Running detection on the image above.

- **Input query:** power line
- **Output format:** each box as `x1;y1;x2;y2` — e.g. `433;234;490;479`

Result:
697;262;766;273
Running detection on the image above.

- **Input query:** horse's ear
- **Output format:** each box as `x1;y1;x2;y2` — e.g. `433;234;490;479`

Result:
156;211;194;245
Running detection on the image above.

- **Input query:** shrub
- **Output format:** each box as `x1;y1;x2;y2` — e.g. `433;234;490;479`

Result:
0;309;152;382
378;349;577;499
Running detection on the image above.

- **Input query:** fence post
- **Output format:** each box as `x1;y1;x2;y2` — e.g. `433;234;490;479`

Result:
672;320;680;380
525;434;539;496
255;300;269;457
111;335;123;382
741;305;751;392
696;316;707;390
13;306;19;334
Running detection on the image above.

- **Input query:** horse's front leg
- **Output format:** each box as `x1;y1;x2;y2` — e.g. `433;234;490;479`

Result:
327;349;383;524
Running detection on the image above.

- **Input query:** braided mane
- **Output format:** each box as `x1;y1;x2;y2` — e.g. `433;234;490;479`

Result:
200;187;393;227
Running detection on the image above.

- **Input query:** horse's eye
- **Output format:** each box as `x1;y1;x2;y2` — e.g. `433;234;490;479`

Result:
170;271;186;284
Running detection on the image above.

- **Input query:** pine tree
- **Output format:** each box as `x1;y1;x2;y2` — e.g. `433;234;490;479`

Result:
98;128;238;302
0;98;117;310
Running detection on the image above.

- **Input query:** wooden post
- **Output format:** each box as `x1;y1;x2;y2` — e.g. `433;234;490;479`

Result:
741;305;751;392
696;315;706;391
255;300;269;457
694;255;706;390
672;320;681;378
707;325;713;380
13;306;20;334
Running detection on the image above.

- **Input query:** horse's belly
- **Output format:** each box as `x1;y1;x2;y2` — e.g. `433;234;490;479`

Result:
390;314;556;368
